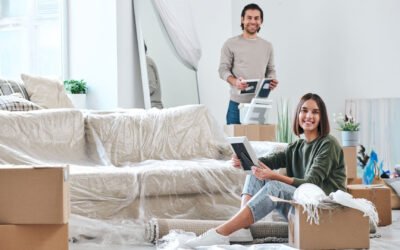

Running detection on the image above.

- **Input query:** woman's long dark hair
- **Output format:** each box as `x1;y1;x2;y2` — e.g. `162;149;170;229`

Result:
292;93;330;137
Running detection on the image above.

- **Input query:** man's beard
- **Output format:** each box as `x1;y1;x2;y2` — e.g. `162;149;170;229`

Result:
245;25;259;34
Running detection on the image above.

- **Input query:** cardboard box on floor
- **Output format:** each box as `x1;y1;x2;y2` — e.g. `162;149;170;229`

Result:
343;146;357;179
347;178;400;209
270;196;370;250
0;224;68;250
0;165;69;224
224;124;276;141
347;184;392;226
392;193;400;209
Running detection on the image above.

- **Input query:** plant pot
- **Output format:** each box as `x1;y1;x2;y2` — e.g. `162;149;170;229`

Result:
68;94;86;109
341;131;359;147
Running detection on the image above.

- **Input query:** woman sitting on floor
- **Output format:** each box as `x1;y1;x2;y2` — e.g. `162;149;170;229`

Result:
185;93;347;248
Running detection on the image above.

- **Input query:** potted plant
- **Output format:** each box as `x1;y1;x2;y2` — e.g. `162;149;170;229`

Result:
334;113;360;146
276;98;295;143
64;79;87;109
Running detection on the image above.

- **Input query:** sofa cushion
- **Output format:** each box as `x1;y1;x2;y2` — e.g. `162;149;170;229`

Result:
21;73;74;109
85;105;231;166
0;78;30;100
0;95;42;111
0;109;86;164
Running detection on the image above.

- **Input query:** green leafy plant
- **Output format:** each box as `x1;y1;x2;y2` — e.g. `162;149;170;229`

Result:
276;98;295;143
64;79;87;94
334;113;360;131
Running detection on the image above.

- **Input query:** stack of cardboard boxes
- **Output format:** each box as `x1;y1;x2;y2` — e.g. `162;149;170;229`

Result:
343;146;394;225
343;146;358;182
0;166;69;250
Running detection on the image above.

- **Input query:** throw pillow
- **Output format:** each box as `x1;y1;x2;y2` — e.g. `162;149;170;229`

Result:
0;78;30;100
21;73;74;109
0;95;42;111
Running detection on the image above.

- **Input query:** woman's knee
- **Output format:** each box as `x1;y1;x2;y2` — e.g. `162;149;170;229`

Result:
263;180;295;199
264;180;281;191
242;175;264;196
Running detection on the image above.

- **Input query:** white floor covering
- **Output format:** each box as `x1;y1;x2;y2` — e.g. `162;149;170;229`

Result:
70;210;399;250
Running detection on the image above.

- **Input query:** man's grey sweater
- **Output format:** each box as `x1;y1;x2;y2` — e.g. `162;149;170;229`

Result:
219;35;276;103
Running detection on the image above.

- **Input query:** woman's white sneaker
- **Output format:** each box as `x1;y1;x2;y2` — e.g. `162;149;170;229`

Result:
184;228;230;248
229;228;254;242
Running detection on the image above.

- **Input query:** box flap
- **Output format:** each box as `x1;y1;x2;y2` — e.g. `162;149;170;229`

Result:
348;184;387;189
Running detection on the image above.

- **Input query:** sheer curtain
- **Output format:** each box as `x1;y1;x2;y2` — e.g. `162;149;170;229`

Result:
152;0;201;70
345;98;400;171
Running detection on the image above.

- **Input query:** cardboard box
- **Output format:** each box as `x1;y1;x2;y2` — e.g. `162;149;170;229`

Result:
271;196;370;249
347;178;400;209
347;184;392;226
343;146;357;179
224;124;276;141
347;177;382;185
0;224;68;250
391;193;400;209
0;165;69;224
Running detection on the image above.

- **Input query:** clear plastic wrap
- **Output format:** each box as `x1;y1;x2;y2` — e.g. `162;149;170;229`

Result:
0;105;288;247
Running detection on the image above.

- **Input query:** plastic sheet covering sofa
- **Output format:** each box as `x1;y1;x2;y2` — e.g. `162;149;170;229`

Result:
0;105;288;245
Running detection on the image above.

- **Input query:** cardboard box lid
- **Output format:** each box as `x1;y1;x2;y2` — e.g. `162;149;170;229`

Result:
347;184;389;190
0;165;69;224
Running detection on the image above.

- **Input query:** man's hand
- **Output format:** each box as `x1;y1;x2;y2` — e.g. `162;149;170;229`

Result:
269;79;279;90
228;76;248;90
252;161;276;180
235;77;249;90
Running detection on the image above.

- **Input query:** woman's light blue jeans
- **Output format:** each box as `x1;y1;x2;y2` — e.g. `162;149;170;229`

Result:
242;174;296;222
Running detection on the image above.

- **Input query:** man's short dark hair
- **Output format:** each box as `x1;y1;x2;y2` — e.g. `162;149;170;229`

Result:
241;3;264;31
293;93;330;138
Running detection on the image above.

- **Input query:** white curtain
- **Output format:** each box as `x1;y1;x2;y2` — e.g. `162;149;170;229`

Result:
345;98;400;171
152;0;202;70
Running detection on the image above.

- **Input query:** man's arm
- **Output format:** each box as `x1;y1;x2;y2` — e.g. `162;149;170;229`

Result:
265;46;276;79
218;42;234;82
218;43;247;90
147;59;159;95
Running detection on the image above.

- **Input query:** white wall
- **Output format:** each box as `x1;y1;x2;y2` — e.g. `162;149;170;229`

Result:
228;0;400;133
68;0;144;109
117;0;144;108
68;0;400;126
192;0;233;126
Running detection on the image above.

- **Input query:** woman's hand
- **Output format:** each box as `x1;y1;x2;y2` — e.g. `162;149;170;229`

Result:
252;161;276;180
231;154;242;169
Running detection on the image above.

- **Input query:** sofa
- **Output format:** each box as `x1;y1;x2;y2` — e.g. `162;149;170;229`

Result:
0;104;287;222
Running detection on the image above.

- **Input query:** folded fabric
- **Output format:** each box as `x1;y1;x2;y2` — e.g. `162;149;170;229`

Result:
293;183;379;228
0;95;42;111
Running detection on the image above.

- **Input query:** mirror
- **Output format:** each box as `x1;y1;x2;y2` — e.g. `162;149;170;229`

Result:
133;0;200;109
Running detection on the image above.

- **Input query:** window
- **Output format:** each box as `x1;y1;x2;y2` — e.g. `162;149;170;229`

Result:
0;0;63;79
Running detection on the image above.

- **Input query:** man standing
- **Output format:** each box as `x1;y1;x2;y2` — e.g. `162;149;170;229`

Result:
219;3;278;124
